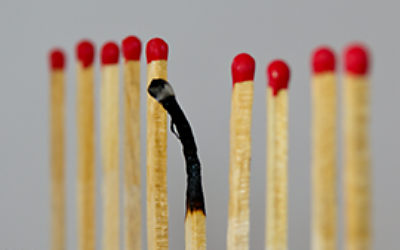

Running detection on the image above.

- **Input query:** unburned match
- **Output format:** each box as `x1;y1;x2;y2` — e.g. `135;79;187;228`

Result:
311;46;337;250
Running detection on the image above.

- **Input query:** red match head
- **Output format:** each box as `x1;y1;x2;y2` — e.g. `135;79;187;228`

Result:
344;43;369;75
146;37;168;64
312;46;336;73
49;49;65;70
231;53;256;86
77;40;95;68
122;36;142;61
267;60;290;96
101;42;119;65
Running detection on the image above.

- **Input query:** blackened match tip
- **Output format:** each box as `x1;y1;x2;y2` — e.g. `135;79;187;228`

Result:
186;199;206;217
148;78;175;102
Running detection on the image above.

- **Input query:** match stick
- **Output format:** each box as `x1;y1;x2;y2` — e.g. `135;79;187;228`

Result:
266;60;290;250
227;53;255;250
100;42;120;250
343;44;372;250
49;49;66;250
148;79;207;250
76;40;96;250
122;35;142;250
311;47;337;250
146;38;169;250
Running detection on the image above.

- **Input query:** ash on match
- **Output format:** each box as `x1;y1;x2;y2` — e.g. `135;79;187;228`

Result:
49;36;371;250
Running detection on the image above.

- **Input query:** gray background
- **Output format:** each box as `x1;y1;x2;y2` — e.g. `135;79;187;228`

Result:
0;1;399;249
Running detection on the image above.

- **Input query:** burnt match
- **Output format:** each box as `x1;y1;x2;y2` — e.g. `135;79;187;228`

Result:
227;53;255;250
148;78;207;250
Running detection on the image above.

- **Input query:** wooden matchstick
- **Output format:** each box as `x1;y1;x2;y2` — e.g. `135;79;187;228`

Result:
343;44;372;250
311;47;337;250
76;40;96;250
146;38;169;250
49;49;66;250
266;60;290;250
122;35;142;250
147;79;207;250
100;42;120;250
227;53;255;250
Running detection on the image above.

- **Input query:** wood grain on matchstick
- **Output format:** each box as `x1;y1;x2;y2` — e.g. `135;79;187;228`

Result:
49;49;66;250
185;210;206;250
227;53;255;250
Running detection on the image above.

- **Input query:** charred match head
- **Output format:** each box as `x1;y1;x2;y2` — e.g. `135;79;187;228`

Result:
147;79;206;217
148;78;175;102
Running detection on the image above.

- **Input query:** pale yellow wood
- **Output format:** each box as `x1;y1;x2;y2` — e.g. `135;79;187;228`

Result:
343;75;371;250
311;73;337;250
146;60;169;250
101;64;120;250
50;69;66;250
77;63;96;250
266;88;288;250
185;210;207;250
124;61;142;250
227;80;253;250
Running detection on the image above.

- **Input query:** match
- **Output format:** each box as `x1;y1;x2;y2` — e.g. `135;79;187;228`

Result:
100;42;120;250
146;38;169;250
76;40;96;250
227;53;255;250
49;49;66;250
148;78;207;250
266;60;290;250
311;47;337;250
122;35;142;250
343;44;372;250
